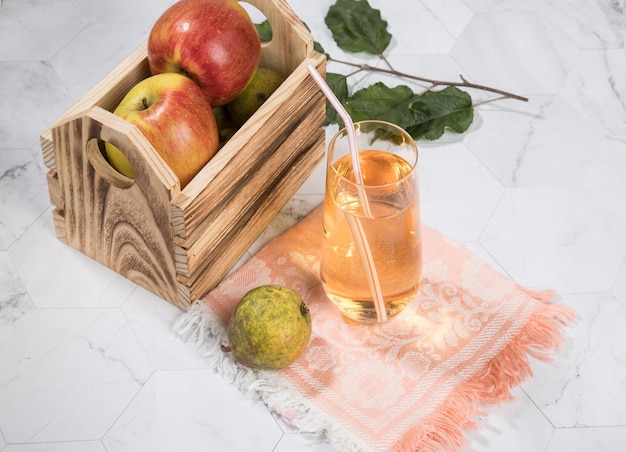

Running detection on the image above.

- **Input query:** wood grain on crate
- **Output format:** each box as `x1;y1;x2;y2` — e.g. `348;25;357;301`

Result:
178;128;326;303
173;89;326;277
52;108;180;304
170;52;327;241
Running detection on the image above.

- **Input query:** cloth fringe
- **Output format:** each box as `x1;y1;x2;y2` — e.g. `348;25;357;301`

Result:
390;289;576;452
174;289;575;452
173;302;369;451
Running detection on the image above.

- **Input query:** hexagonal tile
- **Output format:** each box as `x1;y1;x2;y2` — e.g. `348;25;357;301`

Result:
72;0;173;24
0;0;87;61
28;140;50;175
121;287;213;370
382;0;473;54
560;49;626;136
1;441;107;452
9;210;137;309
480;186;626;293
541;0;625;49
0;61;73;149
461;242;508;275
546;426;626;451
49;22;152;102
465;387;554;452
103;370;283;452
451;11;580;95
523;293;626;428
0;1;624;451
584;135;626;227
0;148;50;250
0;251;34;326
462;0;542;11
419;142;505;242
286;0;337;21
0;308;153;443
464;95;603;187
613;257;626;304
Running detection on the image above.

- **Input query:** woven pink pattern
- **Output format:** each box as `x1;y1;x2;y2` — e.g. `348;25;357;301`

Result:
187;206;574;451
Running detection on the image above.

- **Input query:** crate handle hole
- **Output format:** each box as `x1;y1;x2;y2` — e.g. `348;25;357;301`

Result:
86;138;135;189
239;2;272;45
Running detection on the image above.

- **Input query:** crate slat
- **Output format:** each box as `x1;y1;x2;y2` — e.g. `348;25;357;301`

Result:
186;129;325;302
51;208;67;244
177;100;325;278
256;0;313;78
46;170;63;209
170;53;326;241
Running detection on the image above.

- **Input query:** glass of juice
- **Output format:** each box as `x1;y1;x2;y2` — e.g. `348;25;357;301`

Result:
320;120;421;323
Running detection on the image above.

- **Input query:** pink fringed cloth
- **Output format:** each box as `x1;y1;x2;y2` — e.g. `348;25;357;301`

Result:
175;205;575;452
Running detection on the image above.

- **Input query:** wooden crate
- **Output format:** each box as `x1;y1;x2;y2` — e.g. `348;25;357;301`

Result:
39;0;327;311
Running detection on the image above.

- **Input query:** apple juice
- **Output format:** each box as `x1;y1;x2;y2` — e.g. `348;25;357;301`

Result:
320;150;422;323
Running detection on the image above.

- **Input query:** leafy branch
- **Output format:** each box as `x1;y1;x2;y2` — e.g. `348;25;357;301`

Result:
326;58;529;103
312;0;528;140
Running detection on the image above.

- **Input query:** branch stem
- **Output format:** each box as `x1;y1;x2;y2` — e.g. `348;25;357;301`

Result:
329;57;529;102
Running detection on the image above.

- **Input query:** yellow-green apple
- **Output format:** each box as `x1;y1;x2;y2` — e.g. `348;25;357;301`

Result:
105;72;219;188
147;0;261;107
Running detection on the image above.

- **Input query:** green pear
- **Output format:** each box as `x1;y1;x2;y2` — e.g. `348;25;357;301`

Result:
212;106;238;148
226;285;312;370
226;67;286;126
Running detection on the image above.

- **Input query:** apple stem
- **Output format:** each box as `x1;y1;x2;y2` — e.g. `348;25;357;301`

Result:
220;345;231;353
141;97;149;110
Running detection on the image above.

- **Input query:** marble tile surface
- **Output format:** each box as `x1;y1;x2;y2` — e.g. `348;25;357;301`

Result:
451;11;581;95
522;293;626;428
102;370;283;452
0;149;54;251
1;0;625;451
0;309;153;443
560;49;626;136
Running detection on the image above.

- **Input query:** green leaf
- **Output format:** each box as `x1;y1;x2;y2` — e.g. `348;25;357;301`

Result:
255;20;273;42
316;2;477;141
344;82;420;130
341;83;474;140
314;40;327;57
324;73;349;126
325;0;392;55
407;86;474;140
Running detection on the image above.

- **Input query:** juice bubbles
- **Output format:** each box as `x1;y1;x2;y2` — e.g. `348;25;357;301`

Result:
320;121;421;323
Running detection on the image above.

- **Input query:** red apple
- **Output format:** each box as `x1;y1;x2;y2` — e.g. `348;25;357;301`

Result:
105;72;219;188
147;0;261;107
